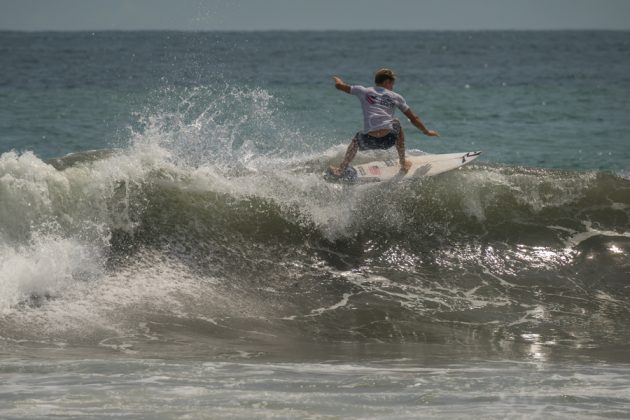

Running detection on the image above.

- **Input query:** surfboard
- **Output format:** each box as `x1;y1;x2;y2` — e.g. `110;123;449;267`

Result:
325;151;482;183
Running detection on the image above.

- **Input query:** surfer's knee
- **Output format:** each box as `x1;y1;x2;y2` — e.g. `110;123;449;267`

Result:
394;121;405;145
348;136;359;153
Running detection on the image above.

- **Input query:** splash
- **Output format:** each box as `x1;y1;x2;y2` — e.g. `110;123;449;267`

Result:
128;84;309;170
0;234;102;314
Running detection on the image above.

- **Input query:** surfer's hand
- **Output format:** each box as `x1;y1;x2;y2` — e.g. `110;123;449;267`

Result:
400;160;412;173
333;77;351;93
425;130;440;137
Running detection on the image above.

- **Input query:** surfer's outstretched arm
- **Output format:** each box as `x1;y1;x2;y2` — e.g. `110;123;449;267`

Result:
333;76;351;94
403;108;440;137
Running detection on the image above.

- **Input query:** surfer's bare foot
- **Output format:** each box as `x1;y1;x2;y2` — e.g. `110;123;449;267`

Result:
400;160;412;173
328;165;343;177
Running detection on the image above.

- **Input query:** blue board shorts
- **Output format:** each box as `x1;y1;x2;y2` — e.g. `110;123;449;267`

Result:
355;120;401;151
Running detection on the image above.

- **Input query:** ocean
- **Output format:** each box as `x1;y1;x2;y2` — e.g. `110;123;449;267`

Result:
1;30;629;418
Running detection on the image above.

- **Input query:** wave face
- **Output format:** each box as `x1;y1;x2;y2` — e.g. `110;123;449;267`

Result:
1;86;629;360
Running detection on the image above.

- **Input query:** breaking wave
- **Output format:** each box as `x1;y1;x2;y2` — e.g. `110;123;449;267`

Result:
1;86;628;357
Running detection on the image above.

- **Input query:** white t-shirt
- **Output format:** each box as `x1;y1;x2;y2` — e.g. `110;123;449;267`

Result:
350;85;410;133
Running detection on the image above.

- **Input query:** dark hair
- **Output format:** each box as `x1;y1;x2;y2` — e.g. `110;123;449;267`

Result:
375;74;393;84
374;68;396;85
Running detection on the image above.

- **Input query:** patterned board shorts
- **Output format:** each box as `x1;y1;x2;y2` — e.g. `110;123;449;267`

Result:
355;120;401;151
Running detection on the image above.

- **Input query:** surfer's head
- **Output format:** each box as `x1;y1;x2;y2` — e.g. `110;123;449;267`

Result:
374;68;396;86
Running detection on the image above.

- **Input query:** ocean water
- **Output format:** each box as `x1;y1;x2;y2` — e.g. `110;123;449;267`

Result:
0;30;629;418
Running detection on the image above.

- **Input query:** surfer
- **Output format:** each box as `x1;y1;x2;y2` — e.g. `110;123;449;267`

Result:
329;68;439;177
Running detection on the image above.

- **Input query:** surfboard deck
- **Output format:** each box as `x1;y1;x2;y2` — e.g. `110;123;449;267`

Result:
324;151;482;183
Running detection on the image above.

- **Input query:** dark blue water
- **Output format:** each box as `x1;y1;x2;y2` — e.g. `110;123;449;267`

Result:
2;31;629;169
1;31;629;418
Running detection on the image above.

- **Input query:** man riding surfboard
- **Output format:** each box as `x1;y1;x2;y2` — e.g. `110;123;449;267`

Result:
329;68;439;177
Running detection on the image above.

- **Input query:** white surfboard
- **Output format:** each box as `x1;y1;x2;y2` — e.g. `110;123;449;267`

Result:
325;151;482;183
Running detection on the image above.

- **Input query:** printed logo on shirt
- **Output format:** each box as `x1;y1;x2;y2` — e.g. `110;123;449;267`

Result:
366;94;395;108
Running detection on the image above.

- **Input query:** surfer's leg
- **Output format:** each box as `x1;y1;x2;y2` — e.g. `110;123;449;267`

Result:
340;137;359;170
330;135;359;177
395;125;411;173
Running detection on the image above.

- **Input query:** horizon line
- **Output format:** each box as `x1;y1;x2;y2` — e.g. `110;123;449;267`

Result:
2;28;629;33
